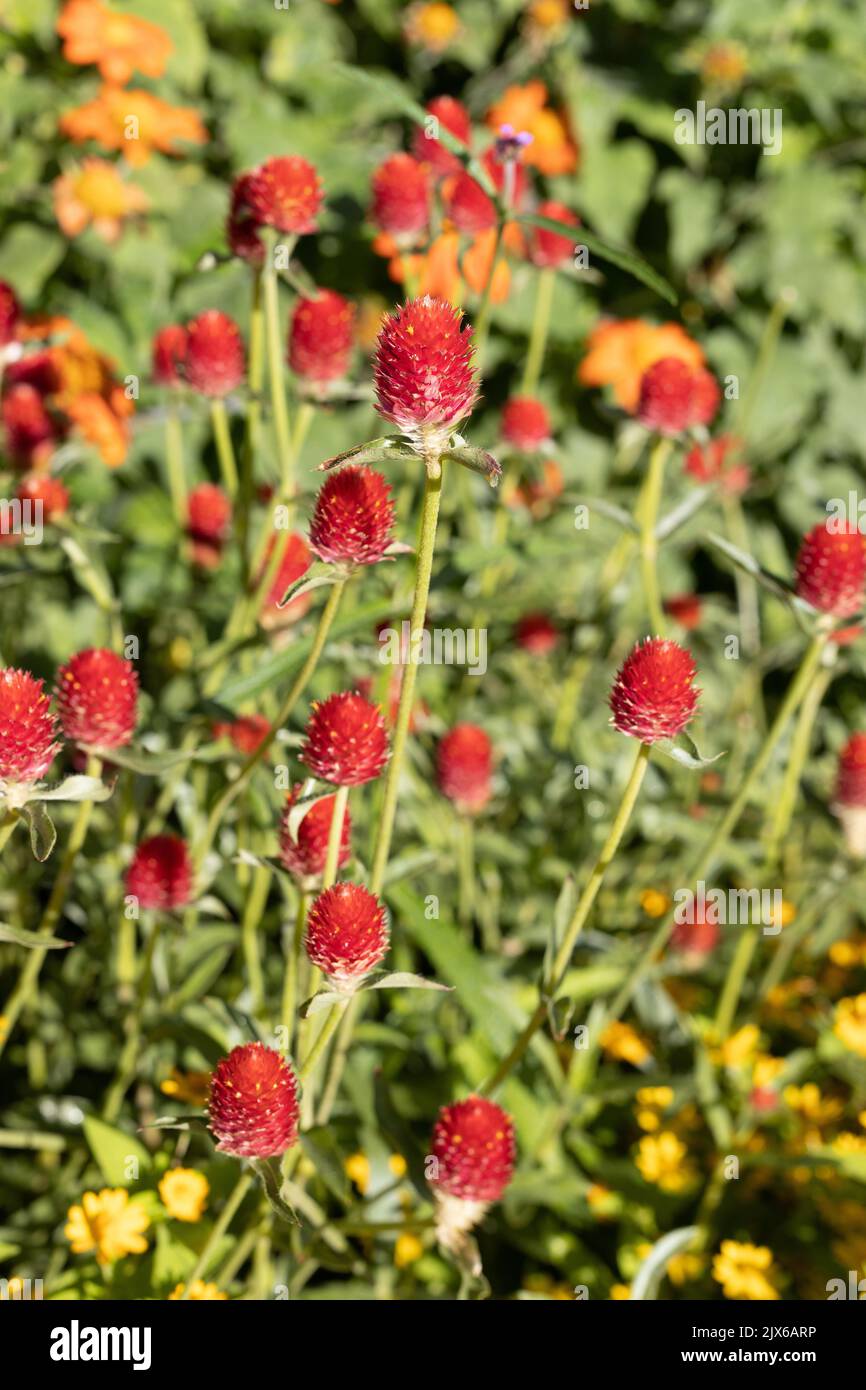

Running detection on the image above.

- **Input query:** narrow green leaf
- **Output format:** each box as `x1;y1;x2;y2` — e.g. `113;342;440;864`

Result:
518;210;677;305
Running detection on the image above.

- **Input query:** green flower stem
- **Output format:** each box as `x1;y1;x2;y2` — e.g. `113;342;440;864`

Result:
245;401;315;626
522;267;555;396
280;889;308;1052
299;999;345;1082
0;756;101;1062
722;491;761;661
0;811;19;853
457;813;475;926
322;784;349;891
102;913;163;1122
211;399;239;498
638;436;671;636
473;219;506;366
737;290;793;440
315;993;359;1125
164;406;187;526
481;740;652;1096
241;863;271;1019
180;1169;254;1298
239;266;265;568
297;788;349;1109
263;229;295;501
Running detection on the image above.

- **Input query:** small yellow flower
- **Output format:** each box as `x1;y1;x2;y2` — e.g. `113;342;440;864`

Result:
835;994;866;1057
388;1153;408;1180
639;888;671;919
160;1068;211;1106
635;1131;696;1192
636;1085;674;1108
404;2;460;52
394;1232;424;1268
667;1251;705;1286
828;937;866;968
601;1020;651;1067
716;1023;760;1068
159;1168;209;1223
0;1016;8;1044
610;1282;631;1300
168;1280;228;1300
65;1189;150;1264
783;1083;843;1126
712;1241;780;1301
859;1110;866;1131
833;1132;866;1156
752;1054;785;1090
345;1152;371;1194
527;0;570;31
701;42;748;91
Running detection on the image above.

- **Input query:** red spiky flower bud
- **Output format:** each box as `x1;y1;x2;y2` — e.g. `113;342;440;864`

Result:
664;593;703;631
309;465;395;567
300;691;389;786
412;96;472;177
226;171;265;265
279;785;352;884
212;714;270;756
289;290;356;386
529;199;579;268
795;521;866;619
670;907;720;966
245;156;323;235
305;882;389;989
501;395;551;451
684;434;750;494
152;325;188;387
637;357;720;435
609;638;700;744
185;310;244;398
371;153;430;240
374;295;478;451
125;834;193;911
2;383;59;465
833;732;866;857
186;483;232;568
56;648;139;749
514;611;560;655
17;474;70;523
0;281;21;346
428;1096;515;1256
437;723;493;814
208;1042;298;1159
0;668;60;786
444;169;497;234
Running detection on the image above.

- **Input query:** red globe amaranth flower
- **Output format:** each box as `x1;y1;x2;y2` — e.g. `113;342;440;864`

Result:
213;714;271;756
208;1043;298;1159
437;724;493;814
429;1096;516;1202
529;199;579;268
300;691;389;786
186;483;232;568
56;648;138;749
834;733;866;857
17;473;70;523
0;281;20;345
412;96;472;176
371;154;430;239
2;383;59;465
684;435;749;495
258;532;312;628
794;522;866;619
637;357;720;435
185;311;244;398
501;395;551;451
664;593;703;631
670;908;720;964
289;290;356;386
279;785;352;883
305;882;389;987
444;169;497;234
514;611;560;655
226;171;265;264
125;834;193;910
245;156;323;235
374;296;478;447
309;465;395;567
0;668;60;784
609;638;700;744
152;325;188;386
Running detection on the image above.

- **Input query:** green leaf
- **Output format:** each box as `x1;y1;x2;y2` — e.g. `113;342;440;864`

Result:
705;532;801;608
440;446;502;487
148;1115;209;1134
83;1115;152;1186
34;775;112;804
101;745;199;775
630;1226;699;1301
300;1127;351;1204
0;920;70;949
22;802;55;861
518;211;676;306
279;564;342;609
250;1157;299;1225
365;971;451;992
167;925;239;1009
655;733;725;770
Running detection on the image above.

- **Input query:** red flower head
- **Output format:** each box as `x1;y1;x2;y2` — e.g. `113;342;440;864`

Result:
185;311;245;398
289;289;356;386
305;882;389;987
258;532;312;628
186;483;232;569
374;295;478;449
664;593;703;631
212;714;270;757
245;156;323;235
17;473;70;523
670;907;720;965
226;171;265;264
300;690;389;786
444;169;497;234
152;325;188;387
835;734;866;809
514;611;560;655
371;154;430;239
412;96;472;177
637;357;720;435
279;785;352;883
437;723;493;814
795;522;866;619
0;281;20;346
0;668;60;785
208;1042;299;1159
56;648;138;749
2;383;59;465
684;435;750;495
125;834;193;911
501;395;551;451
609;638;700;744
429;1095;516;1202
309;465;395;567
530;199;579;269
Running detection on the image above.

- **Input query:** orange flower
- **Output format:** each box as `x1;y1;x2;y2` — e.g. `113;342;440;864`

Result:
486;81;577;176
57;0;172;85
578;319;706;412
462;228;511;304
53;159;148;242
418;230;462;301
404;2;461;53
61;87;206;167
65;393;131;468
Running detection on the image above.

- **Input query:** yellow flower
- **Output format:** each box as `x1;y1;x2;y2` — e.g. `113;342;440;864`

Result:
835;994;866;1057
600;1020;651;1067
829;938;866;968
65;1189;149;1264
388;1153;408;1180
752;1054;785;1090
639;888;670;919
833;1132;866;1156
636;1085;674;1108
610;1283;631;1300
168;1281;228;1300
528;0;570;32
160;1068;211;1106
158;1168;209;1223
783;1083;843;1126
394;1233;424;1268
716;1023;760;1068
345;1152;371;1194
859;1110;866;1131
766;898;796;931
712;1241;780;1301
404;2;460;52
667;1251;705;1286
635;1131;696;1192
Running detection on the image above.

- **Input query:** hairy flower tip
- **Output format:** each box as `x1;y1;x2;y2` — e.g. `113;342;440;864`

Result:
246;156;323;235
278;784;352;883
514;611;560;654
371;154;430;239
56;648;138;749
373;295;478;446
208;1042;299;1159
795;522;866;619
259;532;312;628
305;882;389;987
309;465;395;567
226;171;265;264
184;310;245;398
151;324;188;387
289;290;356;385
609;638;700;743
0;280;20;346
530;199;579;268
300;691;389;787
0;668;60;784
637;356;720;435
213;714;270;757
125;834;193;911
437;723;493;814
444;169;497;234
430;1096;516;1202
501;395;551;451
412;96;472;177
17;473;70;523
